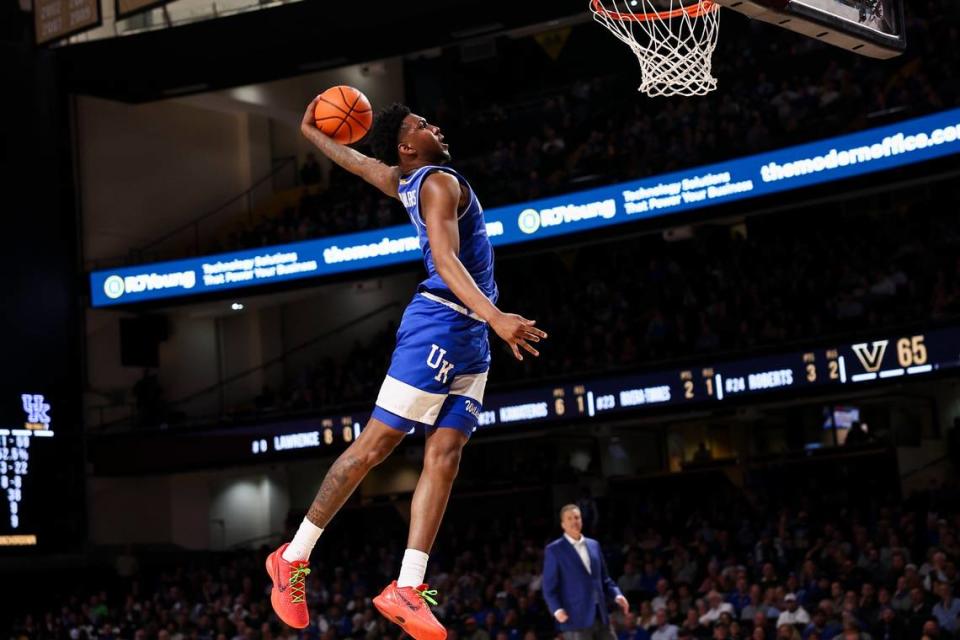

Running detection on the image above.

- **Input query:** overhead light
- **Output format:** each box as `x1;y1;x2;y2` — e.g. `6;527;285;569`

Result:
231;303;244;311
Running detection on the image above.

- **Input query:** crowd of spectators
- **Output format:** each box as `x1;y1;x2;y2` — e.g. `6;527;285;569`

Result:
10;472;960;640
212;0;957;252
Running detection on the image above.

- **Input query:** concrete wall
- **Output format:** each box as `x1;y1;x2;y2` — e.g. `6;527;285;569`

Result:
77;95;266;263
85;453;422;550
88;466;290;550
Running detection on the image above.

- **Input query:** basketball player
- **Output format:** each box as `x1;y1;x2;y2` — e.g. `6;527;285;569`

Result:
264;97;547;640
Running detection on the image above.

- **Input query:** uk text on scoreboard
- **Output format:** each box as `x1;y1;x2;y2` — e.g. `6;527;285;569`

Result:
90;108;960;306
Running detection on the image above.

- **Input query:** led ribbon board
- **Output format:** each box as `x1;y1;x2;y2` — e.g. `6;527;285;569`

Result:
87;325;960;474
90;108;960;307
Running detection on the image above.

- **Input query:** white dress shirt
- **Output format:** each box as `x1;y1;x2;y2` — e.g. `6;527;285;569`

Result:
564;533;592;574
554;533;593;619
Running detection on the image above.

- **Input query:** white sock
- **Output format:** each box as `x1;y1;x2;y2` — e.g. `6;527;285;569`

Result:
282;517;324;562
397;548;429;588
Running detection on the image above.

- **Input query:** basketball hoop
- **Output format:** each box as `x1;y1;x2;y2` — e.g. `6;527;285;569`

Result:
590;0;720;97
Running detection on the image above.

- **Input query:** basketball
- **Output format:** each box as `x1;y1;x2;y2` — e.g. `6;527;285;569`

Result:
313;85;373;145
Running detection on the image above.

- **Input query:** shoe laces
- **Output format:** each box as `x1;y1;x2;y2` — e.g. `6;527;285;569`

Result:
414;584;439;606
288;565;311;604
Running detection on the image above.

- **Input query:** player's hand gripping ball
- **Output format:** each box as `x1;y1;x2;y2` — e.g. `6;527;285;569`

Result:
313;85;373;144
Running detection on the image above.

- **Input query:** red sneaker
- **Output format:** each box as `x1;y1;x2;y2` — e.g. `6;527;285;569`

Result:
373;581;447;640
265;543;311;629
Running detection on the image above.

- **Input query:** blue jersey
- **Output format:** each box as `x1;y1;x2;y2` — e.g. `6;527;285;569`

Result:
397;165;498;307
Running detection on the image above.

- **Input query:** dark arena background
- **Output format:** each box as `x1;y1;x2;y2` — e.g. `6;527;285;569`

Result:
2;0;960;638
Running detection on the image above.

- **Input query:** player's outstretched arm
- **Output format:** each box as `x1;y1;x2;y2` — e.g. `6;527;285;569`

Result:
421;172;547;361
299;98;400;200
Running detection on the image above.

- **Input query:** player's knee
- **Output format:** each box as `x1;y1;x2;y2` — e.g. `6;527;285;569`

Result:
425;443;462;479
346;436;393;471
363;438;398;468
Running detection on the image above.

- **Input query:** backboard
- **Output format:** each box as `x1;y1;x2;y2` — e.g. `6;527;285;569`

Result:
713;0;906;58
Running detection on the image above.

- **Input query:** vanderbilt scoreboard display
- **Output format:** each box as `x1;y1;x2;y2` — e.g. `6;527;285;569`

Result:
89;325;960;474
461;326;956;427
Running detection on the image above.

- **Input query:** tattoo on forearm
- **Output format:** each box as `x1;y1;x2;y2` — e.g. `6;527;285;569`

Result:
306;453;364;527
308;131;370;174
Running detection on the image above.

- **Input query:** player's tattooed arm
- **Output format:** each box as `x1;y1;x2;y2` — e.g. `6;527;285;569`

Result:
421;173;547;361
300;98;400;200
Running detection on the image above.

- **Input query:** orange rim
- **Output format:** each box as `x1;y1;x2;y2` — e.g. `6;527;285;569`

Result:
591;0;716;21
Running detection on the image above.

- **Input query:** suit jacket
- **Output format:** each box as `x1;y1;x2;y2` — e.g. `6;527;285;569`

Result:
542;535;622;631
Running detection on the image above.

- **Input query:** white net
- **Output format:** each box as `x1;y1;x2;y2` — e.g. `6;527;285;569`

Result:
590;0;720;97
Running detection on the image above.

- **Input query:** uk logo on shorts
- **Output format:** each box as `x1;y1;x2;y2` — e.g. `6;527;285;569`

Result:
426;344;456;383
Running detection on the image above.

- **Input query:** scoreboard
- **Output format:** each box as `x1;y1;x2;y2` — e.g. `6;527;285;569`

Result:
88;325;960;475
555;331;945;419
464;327;954;427
0;394;56;547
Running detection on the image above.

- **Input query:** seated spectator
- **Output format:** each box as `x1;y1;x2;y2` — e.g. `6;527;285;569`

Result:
871;606;905;640
681;609;709;638
920;619;942;640
728;578;752;615
832;619;872;640
777;594;810;628
751;621;770;640
620;611;652;640
651;579;672;612
776;624;801;640
931;582;960;634
741;586;766;621
463;616;490;640
701;591;735;625
803;608;841;640
889;577;910;613
905;587;932;637
652;608;680;640
753;612;773;639
638;602;656;630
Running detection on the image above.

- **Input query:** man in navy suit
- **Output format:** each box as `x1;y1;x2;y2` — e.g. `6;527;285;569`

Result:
543;504;630;639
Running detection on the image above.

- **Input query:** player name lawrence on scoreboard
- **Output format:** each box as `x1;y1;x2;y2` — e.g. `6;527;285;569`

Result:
273;431;321;451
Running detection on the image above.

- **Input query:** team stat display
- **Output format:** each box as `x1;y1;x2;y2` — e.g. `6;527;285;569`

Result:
0;394;55;546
